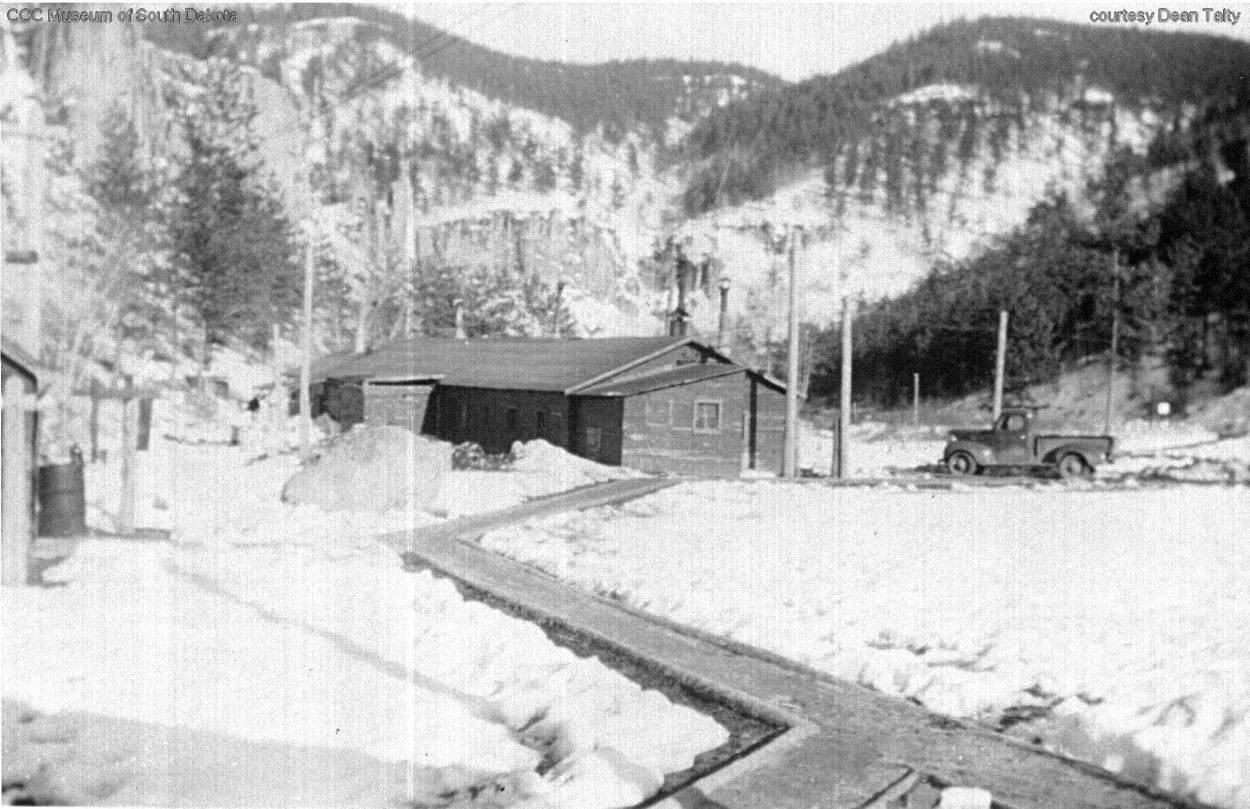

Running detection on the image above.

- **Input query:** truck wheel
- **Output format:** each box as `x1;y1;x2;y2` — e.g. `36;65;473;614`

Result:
1057;453;1091;479
948;451;978;476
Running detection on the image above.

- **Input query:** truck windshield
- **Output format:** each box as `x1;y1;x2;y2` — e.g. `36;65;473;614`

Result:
999;414;1028;431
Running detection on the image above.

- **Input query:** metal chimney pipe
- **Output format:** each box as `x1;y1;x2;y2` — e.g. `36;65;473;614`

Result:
717;276;731;352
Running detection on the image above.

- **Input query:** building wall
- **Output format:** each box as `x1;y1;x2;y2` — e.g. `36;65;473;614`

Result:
749;376;787;475
569;396;623;465
363;381;435;434
2;354;39;534
619;372;748;477
429;387;569;453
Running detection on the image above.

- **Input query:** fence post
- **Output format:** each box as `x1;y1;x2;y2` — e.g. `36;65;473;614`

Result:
117;376;136;536
3;377;34;586
830;417;841;479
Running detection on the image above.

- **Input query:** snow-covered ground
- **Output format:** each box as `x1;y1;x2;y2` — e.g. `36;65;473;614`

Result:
482;481;1250;809
799;421;947;476
5;420;726;807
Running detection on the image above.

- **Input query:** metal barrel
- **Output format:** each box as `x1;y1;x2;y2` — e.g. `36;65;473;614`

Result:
37;452;86;537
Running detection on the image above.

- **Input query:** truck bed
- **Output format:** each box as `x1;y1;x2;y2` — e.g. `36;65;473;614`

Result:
1033;434;1114;462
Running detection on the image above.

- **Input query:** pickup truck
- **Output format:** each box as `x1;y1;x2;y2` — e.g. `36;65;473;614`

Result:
942;407;1115;478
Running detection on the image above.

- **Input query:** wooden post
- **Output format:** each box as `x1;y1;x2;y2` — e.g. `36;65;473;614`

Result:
829;417;840;480
2;377;34;586
837;295;853;479
992;310;1009;420
299;231;314;454
913;372;920;426
89;377;100;462
782;226;801;478
136;398;153;452
117;376;136;536
298;69;320;457
1103;248;1121;435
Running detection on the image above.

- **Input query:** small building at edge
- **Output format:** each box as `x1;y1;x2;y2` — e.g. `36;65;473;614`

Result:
313;336;787;477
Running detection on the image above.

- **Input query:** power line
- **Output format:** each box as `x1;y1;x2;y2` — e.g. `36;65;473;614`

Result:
407;3;506;62
410;3;521;66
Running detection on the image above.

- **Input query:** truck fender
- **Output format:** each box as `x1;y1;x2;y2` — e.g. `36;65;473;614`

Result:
944;441;993;466
1041;445;1091;466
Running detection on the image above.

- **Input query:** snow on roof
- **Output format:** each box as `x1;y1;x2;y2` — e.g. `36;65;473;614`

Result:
319;336;695;393
577;362;742;397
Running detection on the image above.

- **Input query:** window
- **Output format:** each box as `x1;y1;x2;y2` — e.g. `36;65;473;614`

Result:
644;399;671;426
1002;413;1026;431
585;427;602;454
535;410;548;437
693;401;721;432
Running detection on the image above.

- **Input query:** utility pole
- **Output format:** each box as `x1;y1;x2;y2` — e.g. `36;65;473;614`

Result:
1103;247;1121;435
299;225;314;452
400;154;415;339
297;68;321;456
913;372;920;426
992;310;1009;420
837;294;853;479
782;226;802;478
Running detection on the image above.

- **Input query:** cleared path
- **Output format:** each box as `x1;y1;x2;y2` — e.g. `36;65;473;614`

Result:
392;478;1208;809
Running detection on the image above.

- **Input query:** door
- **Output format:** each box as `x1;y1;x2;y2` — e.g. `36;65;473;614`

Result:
990;412;1031;463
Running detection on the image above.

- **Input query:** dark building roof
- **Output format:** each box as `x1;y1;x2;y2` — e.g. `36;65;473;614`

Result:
578;362;743;397
1;336;39;382
317;336;695;393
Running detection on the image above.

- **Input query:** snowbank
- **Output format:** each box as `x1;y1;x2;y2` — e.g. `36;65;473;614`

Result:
4;437;726;807
438;440;640;517
483;482;1250;809
282;425;450;513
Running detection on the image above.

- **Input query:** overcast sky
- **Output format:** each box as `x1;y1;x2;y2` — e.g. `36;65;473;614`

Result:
400;1;1250;82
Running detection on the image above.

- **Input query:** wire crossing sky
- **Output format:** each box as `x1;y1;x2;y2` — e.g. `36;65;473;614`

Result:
403;1;1250;82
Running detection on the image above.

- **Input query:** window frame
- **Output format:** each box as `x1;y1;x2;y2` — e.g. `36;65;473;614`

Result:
692;399;723;433
584;426;603;454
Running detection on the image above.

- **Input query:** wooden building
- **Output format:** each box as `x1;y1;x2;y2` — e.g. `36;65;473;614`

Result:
315;336;787;477
3;337;40;585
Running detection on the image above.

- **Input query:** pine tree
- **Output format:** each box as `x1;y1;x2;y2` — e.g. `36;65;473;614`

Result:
167;61;301;350
83;103;168;348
